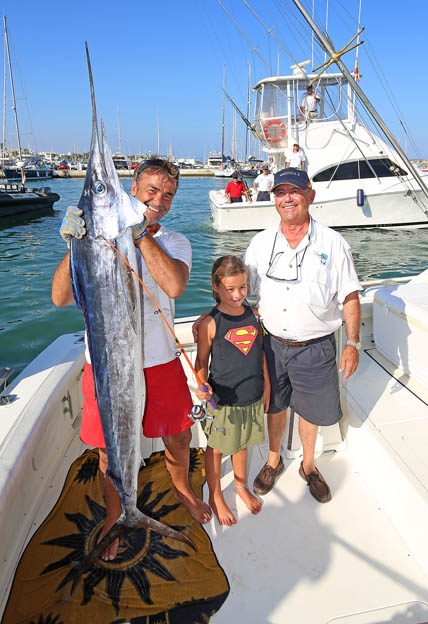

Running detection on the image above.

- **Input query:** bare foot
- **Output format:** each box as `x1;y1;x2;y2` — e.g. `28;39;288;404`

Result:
174;487;212;524
98;515;120;561
209;492;237;526
236;486;263;515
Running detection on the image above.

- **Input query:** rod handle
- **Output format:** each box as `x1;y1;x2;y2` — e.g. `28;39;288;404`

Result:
200;383;217;410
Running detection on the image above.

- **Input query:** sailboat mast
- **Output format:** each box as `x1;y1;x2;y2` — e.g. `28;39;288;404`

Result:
245;61;251;163
117;105;122;154
157;110;160;155
2;29;6;164
221;65;226;160
3;16;22;162
292;0;428;203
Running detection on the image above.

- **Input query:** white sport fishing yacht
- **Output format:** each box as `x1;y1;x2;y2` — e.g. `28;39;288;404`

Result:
209;60;428;231
2;270;428;622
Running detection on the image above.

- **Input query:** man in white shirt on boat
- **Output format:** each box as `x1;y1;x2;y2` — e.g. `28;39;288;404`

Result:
243;168;361;503
300;84;320;120
52;159;212;560
253;164;274;201
285;143;305;170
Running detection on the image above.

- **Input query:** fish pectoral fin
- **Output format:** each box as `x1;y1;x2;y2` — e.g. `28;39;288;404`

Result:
118;250;139;334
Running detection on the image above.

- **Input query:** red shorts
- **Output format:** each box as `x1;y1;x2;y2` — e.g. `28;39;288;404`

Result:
80;358;194;446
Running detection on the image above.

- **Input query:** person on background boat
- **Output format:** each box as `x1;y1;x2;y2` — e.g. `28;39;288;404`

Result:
225;172;251;203
285;143;306;171
51;159;212;560
193;168;361;503
300;84;320;120
253;164;274;201
195;256;270;525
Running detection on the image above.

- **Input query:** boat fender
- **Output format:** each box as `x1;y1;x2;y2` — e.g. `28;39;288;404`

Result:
357;188;364;207
263;119;286;143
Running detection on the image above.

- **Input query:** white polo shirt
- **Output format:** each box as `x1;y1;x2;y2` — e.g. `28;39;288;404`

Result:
244;219;361;341
254;172;274;192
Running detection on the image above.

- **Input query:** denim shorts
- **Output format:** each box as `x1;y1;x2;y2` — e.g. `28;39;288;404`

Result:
263;333;342;426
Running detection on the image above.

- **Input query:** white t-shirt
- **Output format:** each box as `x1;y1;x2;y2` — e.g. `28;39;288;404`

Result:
254;172;274;192
138;226;191;367
244;219;361;341
286;150;305;169
301;93;319;112
85;225;192;368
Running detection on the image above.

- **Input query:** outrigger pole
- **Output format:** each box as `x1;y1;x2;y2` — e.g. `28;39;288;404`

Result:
292;0;428;208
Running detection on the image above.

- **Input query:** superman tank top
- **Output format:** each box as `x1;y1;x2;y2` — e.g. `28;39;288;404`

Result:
208;305;263;407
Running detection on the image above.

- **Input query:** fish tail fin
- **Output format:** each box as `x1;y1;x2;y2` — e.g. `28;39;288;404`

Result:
59;511;195;593
131;509;195;551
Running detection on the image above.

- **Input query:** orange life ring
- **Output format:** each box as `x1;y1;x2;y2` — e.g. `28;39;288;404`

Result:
263;119;286;143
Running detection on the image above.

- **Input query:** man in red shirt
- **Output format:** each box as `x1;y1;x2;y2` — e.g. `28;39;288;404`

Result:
225;172;251;203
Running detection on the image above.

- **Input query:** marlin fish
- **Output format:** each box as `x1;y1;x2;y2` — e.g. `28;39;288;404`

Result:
67;43;193;587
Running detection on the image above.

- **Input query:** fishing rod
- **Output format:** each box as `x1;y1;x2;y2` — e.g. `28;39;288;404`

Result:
103;235;225;435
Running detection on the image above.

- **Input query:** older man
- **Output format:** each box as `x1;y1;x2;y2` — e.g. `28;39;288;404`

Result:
52;159;211;559
244;168;361;502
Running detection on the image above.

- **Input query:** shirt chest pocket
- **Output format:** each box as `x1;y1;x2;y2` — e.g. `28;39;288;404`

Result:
300;263;332;309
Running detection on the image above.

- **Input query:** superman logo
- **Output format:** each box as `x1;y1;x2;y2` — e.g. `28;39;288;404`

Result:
224;325;258;355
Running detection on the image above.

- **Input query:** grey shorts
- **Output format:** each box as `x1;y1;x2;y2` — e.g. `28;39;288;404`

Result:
263;333;342;426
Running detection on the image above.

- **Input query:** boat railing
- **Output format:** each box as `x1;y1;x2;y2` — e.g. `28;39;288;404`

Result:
0;183;22;192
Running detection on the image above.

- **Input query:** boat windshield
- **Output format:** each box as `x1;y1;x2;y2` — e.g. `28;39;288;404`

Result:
253;73;350;150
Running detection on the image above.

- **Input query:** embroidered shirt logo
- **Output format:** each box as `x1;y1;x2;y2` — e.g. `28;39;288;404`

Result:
224;326;258;355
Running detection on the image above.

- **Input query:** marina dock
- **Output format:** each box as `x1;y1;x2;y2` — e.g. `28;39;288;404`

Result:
54;168;216;179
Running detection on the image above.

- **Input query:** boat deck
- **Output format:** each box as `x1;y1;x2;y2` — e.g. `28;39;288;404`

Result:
2;322;428;622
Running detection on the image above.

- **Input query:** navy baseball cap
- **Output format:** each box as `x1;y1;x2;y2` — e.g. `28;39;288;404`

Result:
232;172;239;178
272;168;312;191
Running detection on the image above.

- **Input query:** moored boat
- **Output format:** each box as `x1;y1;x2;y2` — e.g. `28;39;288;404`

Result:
209;6;428;232
0;182;60;218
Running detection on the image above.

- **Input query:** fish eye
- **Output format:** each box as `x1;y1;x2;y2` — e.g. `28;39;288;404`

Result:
94;180;106;195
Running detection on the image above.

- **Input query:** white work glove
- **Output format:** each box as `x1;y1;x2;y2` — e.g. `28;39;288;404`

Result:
60;206;86;248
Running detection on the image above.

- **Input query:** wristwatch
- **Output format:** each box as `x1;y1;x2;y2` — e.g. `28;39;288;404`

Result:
346;340;361;350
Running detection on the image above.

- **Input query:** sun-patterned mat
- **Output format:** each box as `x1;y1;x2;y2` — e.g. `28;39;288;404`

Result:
3;448;229;624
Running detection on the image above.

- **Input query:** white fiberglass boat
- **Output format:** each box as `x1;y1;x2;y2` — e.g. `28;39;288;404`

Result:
210;62;428;232
2;270;428;622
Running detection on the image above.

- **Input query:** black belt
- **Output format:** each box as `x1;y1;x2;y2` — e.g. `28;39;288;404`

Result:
270;333;329;347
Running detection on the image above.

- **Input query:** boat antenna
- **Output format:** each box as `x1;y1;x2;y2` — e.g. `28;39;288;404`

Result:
3;16;22;165
217;0;272;74
292;0;428;208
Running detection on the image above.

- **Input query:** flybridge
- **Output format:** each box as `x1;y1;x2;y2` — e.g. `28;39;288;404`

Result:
253;64;355;154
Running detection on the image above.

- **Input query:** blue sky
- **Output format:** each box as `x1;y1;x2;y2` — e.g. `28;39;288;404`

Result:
1;0;427;159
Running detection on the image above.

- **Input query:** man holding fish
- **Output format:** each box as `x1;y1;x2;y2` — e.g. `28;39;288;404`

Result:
52;158;211;561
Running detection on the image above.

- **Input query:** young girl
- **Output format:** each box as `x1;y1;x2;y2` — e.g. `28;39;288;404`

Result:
195;256;270;526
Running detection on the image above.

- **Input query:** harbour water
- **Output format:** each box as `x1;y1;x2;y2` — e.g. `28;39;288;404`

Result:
1;176;427;380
